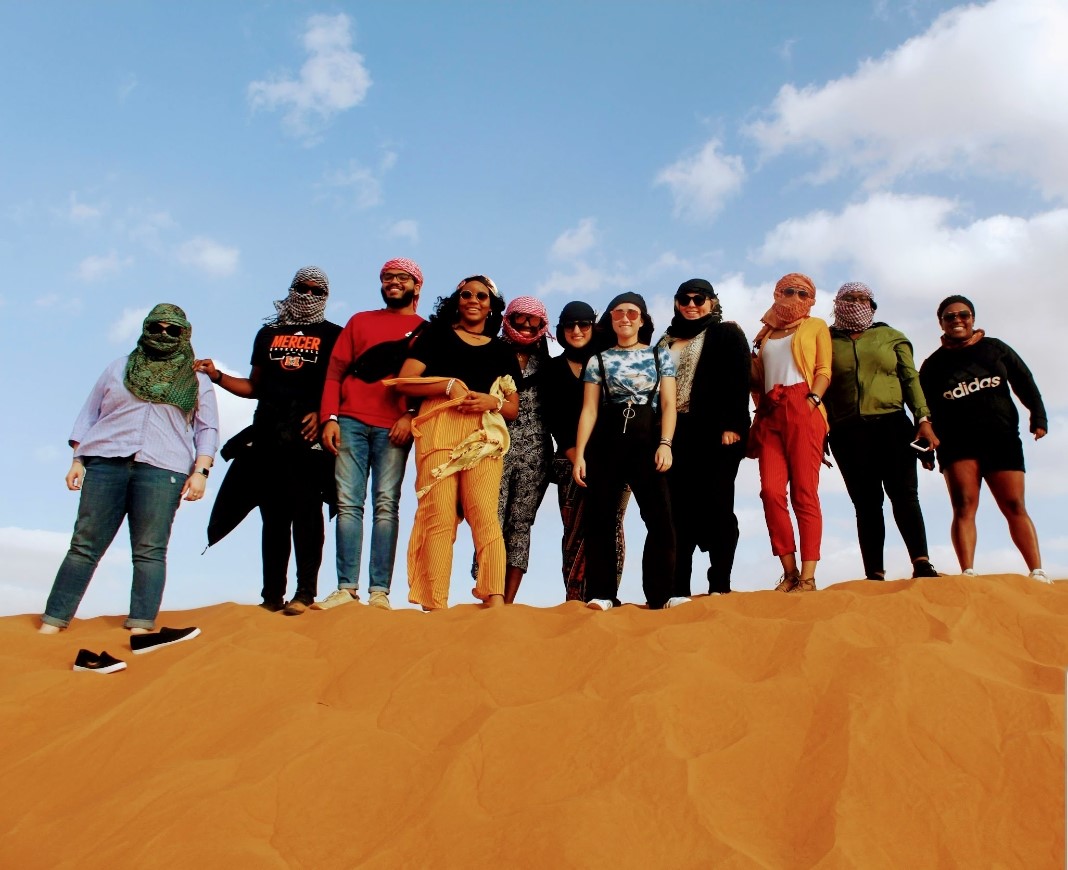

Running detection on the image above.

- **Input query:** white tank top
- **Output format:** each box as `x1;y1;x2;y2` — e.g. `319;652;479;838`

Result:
762;334;804;392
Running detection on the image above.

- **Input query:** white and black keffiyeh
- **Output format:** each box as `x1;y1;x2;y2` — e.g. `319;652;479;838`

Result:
269;265;330;325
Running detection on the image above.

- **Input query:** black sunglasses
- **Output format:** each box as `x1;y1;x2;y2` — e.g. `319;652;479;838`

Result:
147;323;183;337
561;320;594;331
676;292;711;307
292;282;328;297
941;310;973;322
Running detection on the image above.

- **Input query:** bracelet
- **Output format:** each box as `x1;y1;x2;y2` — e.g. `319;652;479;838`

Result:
806;393;822;406
495;394;504;412
445;378;455;397
212;370;222;384
659;438;673;447
406;407;419;416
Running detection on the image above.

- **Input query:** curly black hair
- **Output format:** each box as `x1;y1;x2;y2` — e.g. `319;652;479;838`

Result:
429;277;506;336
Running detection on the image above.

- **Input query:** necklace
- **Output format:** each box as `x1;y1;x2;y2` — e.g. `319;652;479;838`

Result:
456;325;486;336
614;341;641;350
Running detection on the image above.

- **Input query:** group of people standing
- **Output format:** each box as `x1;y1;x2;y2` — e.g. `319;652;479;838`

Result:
37;263;1053;636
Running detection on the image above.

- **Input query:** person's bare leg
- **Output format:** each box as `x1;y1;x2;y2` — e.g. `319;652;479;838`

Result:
503;566;524;603
800;559;818;582
483;594;505;608
128;627;150;635
943;460;981;571
985;470;1042;571
38;623;61;635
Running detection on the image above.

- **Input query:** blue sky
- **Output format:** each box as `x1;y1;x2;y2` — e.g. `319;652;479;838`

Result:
2;0;1065;617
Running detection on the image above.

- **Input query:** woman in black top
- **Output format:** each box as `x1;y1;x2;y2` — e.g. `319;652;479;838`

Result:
541;301;629;601
918;294;1050;582
393;276;522;609
656;279;750;596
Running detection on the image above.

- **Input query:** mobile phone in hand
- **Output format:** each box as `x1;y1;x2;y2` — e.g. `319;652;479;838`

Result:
910;437;933;453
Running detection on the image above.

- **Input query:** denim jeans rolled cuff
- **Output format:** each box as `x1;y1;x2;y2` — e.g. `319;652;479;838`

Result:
43;456;182;629
124;616;156;630
334;416;410;593
40;613;69;629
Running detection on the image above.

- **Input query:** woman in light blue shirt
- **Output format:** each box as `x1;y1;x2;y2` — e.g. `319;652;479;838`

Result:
39;303;219;635
573;293;681;611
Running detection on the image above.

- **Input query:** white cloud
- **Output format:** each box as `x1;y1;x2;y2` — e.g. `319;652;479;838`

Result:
550;218;598;261
745;0;1068;198
176;237;240;277
320;153;396;208
76;251;132;282
67;192;103;222
387;219;419;243
108;306;151;343
248;13;372;140
655;139;746;220
534;262;624;300
753;192;1067;408
0;526;133;619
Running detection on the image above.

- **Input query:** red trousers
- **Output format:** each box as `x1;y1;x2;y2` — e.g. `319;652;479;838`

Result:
755;383;826;561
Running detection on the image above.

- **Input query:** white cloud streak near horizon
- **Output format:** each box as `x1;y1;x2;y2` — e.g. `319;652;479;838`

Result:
744;0;1068;198
248;13;372;141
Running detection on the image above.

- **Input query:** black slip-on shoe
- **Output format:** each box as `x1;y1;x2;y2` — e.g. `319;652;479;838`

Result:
130;626;201;655
73;649;127;674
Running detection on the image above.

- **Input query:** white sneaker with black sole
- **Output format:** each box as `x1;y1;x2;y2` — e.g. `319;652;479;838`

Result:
587;599;614;611
130;626;200;655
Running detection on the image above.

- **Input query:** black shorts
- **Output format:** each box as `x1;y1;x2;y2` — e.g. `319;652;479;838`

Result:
937;433;1026;475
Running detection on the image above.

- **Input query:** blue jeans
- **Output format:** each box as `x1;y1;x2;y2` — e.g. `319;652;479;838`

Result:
335;416;410;592
42;457;184;629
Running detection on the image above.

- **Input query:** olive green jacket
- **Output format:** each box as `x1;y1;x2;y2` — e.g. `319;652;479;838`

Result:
824;324;930;426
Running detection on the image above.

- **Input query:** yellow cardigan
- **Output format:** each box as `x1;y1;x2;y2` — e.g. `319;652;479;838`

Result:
752;317;832;430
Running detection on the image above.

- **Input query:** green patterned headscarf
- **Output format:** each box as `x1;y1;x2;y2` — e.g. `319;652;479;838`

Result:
124;303;200;415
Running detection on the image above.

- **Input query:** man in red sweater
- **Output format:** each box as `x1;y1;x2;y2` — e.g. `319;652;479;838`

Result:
315;259;425;611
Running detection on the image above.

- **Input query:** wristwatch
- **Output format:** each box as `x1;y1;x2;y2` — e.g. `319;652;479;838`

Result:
197;468;210;478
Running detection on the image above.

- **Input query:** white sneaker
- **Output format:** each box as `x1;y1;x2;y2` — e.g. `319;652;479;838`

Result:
962;569;978;576
368;589;392;610
587;599;614;611
665;596;692;608
1029;569;1053;584
310;589;358;610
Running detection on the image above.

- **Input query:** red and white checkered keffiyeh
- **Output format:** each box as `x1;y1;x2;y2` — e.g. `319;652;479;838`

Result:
380;258;423;287
502;295;550;345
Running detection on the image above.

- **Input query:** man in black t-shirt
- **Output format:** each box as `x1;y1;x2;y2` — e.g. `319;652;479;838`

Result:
195;266;342;613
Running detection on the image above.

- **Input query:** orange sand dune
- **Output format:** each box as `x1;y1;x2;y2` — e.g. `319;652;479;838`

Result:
1;574;1065;869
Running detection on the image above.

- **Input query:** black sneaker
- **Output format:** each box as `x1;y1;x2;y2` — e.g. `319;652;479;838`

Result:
130;626;201;655
912;560;942;579
73;649;127;674
258;600;285;612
